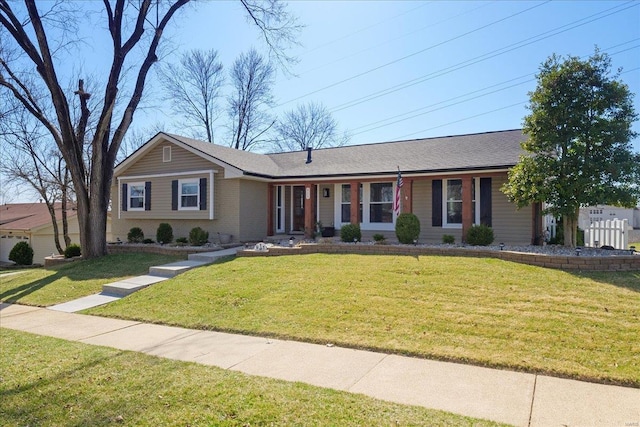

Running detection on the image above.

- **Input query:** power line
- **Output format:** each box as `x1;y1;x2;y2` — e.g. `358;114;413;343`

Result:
349;41;640;137
278;1;551;107
329;1;639;114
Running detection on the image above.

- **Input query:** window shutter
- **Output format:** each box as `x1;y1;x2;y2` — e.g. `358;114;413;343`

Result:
144;181;151;211
121;183;128;212
432;180;442;227
171;180;178;210
199;178;207;211
480;178;492;227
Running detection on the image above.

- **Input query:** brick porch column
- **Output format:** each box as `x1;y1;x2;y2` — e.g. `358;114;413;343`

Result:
304;183;314;238
267;184;274;236
462;176;473;242
401;178;413;214
350;181;359;224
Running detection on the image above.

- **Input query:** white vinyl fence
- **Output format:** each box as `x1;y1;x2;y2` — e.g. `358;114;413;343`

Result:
584;219;629;249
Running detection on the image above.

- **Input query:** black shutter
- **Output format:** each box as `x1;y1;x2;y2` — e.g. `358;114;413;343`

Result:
172;180;178;210
480;178;492;227
432;180;442;227
199;178;207;210
121;183;128;212
144;181;151;211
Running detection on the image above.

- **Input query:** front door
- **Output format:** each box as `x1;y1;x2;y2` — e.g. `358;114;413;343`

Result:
292;186;305;232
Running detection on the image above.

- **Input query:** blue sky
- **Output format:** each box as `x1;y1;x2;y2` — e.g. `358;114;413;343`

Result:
2;1;639;203
143;0;640;151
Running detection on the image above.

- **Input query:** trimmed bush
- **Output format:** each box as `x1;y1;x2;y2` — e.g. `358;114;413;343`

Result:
340;223;361;242
442;234;455;244
143;238;155;244
9;241;34;265
466;224;495;246
395;213;421;244
156;223;173;244
127;227;144;243
175;237;188;245
64;243;81;258
372;233;386;243
189;227;209;246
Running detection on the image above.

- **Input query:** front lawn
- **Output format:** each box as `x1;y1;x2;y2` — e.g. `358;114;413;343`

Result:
88;254;640;387
0;253;183;306
0;329;500;426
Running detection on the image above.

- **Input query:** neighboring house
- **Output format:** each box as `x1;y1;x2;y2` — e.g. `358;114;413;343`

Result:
0;203;112;264
112;129;542;245
578;205;639;230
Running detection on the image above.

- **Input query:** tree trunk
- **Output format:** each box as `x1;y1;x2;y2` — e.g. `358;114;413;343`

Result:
562;208;581;248
45;202;64;254
61;175;71;247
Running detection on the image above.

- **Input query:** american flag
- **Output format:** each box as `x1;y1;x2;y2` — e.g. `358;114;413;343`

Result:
394;169;403;215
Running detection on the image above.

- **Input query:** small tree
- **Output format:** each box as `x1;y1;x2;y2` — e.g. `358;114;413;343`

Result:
156;223;173;244
502;50;639;247
9;241;34;265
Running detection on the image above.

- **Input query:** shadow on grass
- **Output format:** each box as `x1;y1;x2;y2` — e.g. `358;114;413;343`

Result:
569;270;640;293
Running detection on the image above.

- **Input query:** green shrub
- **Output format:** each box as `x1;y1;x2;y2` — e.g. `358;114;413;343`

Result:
127;227;144;243
9;241;34;265
175;237;188;245
340;223;361;242
442;234;455;244
189;227;209;246
372;233;386;243
395;213;421;244
156;223;173;244
465;224;495;246
64;243;81;258
143;238;155;244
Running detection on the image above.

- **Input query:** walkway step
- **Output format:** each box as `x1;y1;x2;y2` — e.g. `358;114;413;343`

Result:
188;247;241;263
102;275;169;296
149;260;208;278
49;293;121;312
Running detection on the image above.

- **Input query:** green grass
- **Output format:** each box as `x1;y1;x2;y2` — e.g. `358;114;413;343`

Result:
0;253;183;306
88;254;640;387
630;241;639;249
0;329;502;426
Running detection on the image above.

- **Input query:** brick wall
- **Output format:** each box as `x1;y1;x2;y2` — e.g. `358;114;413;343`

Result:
238;244;640;271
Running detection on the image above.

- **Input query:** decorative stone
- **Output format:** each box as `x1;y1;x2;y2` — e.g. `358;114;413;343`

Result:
254;242;269;252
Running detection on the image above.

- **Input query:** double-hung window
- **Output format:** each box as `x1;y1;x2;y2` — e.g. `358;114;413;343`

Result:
369;182;393;223
443;178;479;227
128;182;145;210
340;184;362;224
179;179;199;210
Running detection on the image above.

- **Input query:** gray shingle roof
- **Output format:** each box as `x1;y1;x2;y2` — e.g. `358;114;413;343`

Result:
167;129;526;179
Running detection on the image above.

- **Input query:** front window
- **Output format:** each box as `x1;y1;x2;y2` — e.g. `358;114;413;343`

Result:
445;179;462;225
128;182;145;210
340;184;363;223
369;182;393;223
179;179;199;210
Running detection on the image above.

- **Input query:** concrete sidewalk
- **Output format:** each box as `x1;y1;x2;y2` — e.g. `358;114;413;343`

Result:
1;303;638;426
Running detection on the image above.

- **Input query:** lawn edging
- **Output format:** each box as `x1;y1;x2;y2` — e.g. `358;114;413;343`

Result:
238;244;640;271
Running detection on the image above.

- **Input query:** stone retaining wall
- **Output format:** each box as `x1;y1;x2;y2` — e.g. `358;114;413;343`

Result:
238;244;640;271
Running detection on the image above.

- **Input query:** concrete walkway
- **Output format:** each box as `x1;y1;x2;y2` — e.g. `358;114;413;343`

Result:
1;303;638;426
48;247;240;313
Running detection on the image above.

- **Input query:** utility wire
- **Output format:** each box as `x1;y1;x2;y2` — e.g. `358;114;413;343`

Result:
349;41;640;137
278;1;551;107
330;1;638;114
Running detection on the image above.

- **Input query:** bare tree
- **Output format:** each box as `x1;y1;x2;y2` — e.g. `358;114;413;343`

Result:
158;49;224;143
0;106;74;253
1;0;298;258
273;101;349;152
228;48;276;151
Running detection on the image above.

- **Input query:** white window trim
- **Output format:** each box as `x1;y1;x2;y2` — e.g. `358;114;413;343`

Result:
276;185;285;233
178;178;200;211
442;178;480;229
333;182;397;231
128;181;145;211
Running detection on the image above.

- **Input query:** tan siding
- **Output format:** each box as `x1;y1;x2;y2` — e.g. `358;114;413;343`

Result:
317;184;334;227
238;180;268;241
491;175;532;245
123;144;215;175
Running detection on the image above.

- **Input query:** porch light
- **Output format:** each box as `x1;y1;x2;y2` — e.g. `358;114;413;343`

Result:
323;188;330;198
499;243;504;251
575;247;582;256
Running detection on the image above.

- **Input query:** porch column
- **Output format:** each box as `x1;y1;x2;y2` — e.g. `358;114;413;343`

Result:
304;183;314;238
350;181;359;224
267;184;274;236
532;202;543;245
401;178;413;214
462;176;473;242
